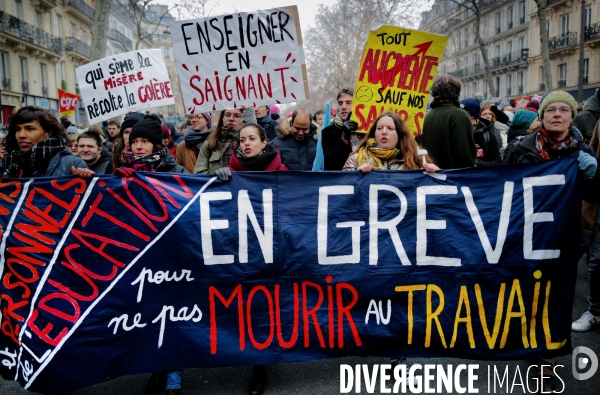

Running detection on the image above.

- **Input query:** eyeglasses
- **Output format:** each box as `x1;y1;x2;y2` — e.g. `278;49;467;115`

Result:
224;113;242;120
189;115;205;120
545;107;571;115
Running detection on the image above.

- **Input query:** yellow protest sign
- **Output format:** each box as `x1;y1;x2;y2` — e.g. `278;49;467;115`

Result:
351;26;448;136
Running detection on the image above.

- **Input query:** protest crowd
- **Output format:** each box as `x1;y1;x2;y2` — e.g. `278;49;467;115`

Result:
1;6;600;392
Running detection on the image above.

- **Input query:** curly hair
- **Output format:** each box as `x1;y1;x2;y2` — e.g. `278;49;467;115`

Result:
5;106;67;153
430;76;462;106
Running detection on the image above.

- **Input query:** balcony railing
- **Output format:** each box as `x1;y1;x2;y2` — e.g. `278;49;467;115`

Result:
65;36;91;58
41;86;48;97
558;80;567;88
585;23;600;41
0;11;62;54
547;0;566;5
2;78;10;90
491;50;528;69
108;29;132;50
66;0;95;20
548;32;577;51
21;81;28;94
540;83;546;91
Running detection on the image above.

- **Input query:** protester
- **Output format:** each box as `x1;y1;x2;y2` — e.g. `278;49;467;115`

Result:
0;106;91;178
504;90;599;392
254;105;278;140
420;76;475;169
574;118;600;333
68;134;79;155
164;121;184;145
343;111;439;173
321;88;360;170
77;129;112;174
111;112;145;171
176;112;212;173
162;125;176;157
272;108;317;170
502;104;515;114
60;116;79;134
460;98;502;166
574;88;600;140
194;107;256;174
506;110;540;143
577;103;584;114
480;104;506;148
179;121;191;136
313;110;325;126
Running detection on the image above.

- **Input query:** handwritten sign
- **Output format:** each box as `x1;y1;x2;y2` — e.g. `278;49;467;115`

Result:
351;26;448;135
58;89;80;118
75;49;174;124
0;159;581;394
171;6;309;114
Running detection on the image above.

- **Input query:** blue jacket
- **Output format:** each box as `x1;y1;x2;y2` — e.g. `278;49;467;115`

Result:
45;150;88;176
272;122;317;170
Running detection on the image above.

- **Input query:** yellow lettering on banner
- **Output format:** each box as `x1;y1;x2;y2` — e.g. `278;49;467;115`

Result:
529;270;543;349
425;284;447;348
474;283;505;349
395;284;426;345
450;285;475;348
542;281;567;350
500;279;529;349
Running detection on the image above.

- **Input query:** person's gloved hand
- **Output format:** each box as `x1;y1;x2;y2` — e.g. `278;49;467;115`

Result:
113;167;136;177
215;167;231;181
340;112;359;140
578;151;597;179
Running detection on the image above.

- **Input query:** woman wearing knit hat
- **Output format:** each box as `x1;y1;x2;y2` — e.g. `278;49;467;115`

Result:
111;112;145;171
506;110;541;143
194;106;256;174
113;118;185;175
504;90;600;393
420;76;476;169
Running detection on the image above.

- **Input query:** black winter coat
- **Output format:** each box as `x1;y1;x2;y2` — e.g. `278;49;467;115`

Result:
474;118;502;166
257;113;278;141
321;123;352;170
88;149;113;174
272;125;317;170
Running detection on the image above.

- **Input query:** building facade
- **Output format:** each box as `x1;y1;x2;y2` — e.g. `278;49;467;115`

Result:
420;0;599;101
0;0;185;127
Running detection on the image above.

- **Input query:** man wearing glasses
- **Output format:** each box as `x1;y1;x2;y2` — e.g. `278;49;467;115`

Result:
504;91;599;393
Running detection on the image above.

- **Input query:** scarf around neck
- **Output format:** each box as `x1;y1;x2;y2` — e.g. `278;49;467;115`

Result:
2;136;65;177
357;138;400;169
122;146;167;172
535;127;582;160
233;143;278;170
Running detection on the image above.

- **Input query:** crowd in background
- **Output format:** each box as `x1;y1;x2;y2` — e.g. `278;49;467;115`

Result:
1;75;600;395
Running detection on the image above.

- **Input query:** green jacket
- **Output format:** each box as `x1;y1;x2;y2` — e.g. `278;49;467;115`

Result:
421;102;476;169
194;140;235;174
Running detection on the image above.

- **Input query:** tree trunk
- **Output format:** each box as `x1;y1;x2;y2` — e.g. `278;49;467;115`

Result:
90;0;112;61
535;0;553;92
473;10;496;97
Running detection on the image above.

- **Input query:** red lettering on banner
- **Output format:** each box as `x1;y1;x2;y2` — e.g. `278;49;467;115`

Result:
209;285;245;354
275;283;298;349
122;178;169;222
38;292;80;323
145;175;193;209
302;281;325;348
27;309;68;347
246;286;274;350
336;283;362;348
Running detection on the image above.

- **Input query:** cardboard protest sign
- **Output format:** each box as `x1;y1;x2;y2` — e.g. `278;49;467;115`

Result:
351;26;448;135
58;89;80;117
171;6;308;114
75;50;174;124
0;159;581;394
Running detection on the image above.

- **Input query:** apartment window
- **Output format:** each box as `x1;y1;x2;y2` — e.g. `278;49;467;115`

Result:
0;52;9;83
558;63;567;87
35;11;42;29
496;76;501;96
60;62;66;82
507;41;513;56
508;7;514;28
518;36;525;50
546;21;550;35
163;47;171;60
583;58;589;83
585;6;592;28
40;63;47;95
560;14;569;35
56;15;63;38
19;57;27;83
519;1;526;20
517;72;524;93
495;12;501;33
506;74;512;94
82;30;87;43
463;28;468;47
484;18;491;37
495;45;501;57
14;0;22;19
70;23;76;37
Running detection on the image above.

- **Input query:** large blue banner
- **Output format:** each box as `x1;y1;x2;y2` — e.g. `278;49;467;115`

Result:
0;158;582;393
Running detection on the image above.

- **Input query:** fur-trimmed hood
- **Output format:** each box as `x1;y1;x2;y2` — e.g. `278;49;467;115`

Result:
275;119;319;141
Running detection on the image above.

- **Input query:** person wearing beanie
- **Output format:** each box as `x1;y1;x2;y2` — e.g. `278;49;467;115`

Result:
176;112;214;173
253;105;278;140
194;107;256;174
474;92;484;103
460;98;501;166
505;90;599;393
507;110;540;143
419;76;475;169
111;112;145;171
526;99;540;111
162;125;177;157
480;104;506;148
574;88;600;140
